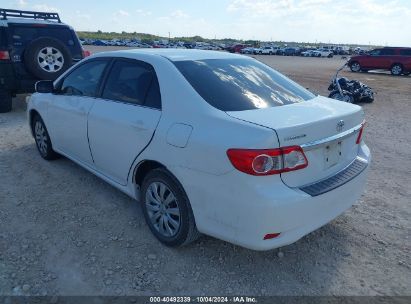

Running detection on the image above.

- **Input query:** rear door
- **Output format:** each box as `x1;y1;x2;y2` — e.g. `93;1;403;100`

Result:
87;58;162;185
379;48;396;68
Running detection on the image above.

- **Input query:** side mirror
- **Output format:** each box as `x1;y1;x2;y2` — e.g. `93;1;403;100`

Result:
35;80;54;93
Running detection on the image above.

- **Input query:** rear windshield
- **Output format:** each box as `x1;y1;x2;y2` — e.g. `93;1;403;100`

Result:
9;25;75;47
0;28;7;47
174;58;314;111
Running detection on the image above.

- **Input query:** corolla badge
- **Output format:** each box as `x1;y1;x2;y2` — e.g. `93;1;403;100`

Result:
336;120;345;132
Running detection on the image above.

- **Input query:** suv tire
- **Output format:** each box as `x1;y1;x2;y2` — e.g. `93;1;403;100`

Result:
0;91;12;113
350;61;361;72
24;37;72;80
391;64;403;76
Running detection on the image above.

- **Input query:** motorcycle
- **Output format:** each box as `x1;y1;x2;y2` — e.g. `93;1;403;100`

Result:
328;62;374;103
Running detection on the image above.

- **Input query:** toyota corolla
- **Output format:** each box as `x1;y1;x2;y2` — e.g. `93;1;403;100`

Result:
27;49;371;250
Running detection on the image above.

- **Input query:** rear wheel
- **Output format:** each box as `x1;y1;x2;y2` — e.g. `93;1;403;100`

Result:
0;91;12;113
350;61;361;72
391;64;403;76
141;168;200;247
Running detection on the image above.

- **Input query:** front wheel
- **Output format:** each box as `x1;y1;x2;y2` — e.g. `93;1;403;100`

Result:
329;91;354;103
32;115;59;160
0;91;12;113
141;168;200;247
350;61;361;72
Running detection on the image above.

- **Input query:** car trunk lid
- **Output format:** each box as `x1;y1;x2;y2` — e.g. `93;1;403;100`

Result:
227;96;365;188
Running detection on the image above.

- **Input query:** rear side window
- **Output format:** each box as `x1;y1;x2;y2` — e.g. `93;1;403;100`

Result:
174;58;315;111
9;25;75;47
380;49;396;55
399;49;411;56
61;60;107;97
102;60;161;109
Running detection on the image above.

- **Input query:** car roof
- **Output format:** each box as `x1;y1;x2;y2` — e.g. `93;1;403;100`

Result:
92;49;246;62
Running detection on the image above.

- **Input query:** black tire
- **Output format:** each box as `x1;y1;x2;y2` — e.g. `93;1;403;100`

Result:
0;91;12;113
141;168;200;247
24;37;72;80
350;61;361;72
31;114;59;160
390;63;403;76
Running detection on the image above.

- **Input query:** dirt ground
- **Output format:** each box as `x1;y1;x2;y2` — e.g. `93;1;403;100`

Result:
0;48;410;297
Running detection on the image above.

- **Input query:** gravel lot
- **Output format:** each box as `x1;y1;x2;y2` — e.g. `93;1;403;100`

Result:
0;48;410;296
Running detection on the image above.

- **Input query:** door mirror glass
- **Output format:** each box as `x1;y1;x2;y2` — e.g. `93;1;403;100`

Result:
35;80;54;93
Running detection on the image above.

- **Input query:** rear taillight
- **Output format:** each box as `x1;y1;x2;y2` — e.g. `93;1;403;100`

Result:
356;121;366;144
0;51;10;60
82;49;91;58
227;146;308;176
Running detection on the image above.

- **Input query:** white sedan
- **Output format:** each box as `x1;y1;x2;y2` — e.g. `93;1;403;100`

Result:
313;49;334;58
28;49;370;250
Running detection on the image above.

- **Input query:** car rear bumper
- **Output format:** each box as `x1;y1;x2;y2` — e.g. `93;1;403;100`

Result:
173;143;371;251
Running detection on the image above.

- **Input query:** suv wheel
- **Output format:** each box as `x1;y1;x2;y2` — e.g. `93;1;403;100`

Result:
141;168;200;247
350;61;361;72
0;91;12;113
391;64;403;76
24;37;72;80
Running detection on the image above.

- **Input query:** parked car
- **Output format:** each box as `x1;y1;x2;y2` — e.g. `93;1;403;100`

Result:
0;8;88;113
240;47;255;54
276;48;286;55
301;50;316;57
312;49;334;58
348;47;411;76
260;46;276;55
28;49;370;251
226;44;249;53
283;47;298;56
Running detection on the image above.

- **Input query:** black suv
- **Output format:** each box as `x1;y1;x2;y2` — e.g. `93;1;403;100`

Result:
0;8;86;112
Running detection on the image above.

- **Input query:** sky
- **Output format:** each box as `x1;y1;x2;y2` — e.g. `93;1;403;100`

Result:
4;0;411;46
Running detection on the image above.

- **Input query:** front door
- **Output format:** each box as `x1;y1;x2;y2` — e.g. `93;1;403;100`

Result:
47;59;109;165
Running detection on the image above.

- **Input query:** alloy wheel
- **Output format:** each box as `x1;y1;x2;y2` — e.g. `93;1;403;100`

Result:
351;62;361;72
145;181;181;237
34;121;48;155
37;47;65;72
391;65;402;75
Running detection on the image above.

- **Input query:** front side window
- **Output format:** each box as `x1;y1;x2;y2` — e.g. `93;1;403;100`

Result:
174;58;315;111
61;60;107;97
102;60;161;109
369;49;381;56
